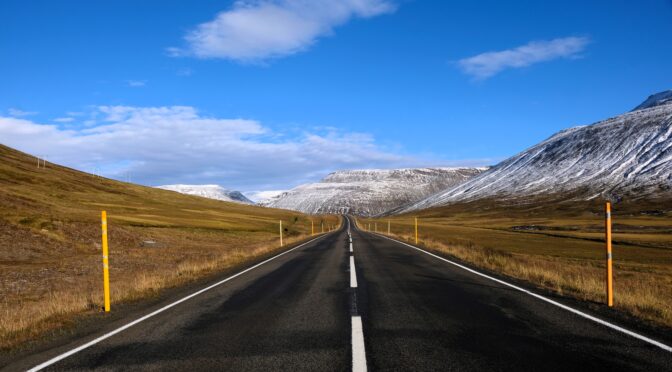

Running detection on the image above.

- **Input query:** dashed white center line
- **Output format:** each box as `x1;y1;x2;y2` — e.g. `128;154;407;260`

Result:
350;255;358;288
351;315;368;372
348;218;368;371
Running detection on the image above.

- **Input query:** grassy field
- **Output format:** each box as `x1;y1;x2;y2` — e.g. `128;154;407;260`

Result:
0;144;340;351
358;197;672;328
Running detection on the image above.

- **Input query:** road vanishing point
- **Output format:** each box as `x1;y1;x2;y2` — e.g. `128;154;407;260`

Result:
4;216;672;371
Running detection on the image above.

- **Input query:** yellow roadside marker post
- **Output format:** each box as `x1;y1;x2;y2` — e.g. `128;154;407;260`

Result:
280;220;284;247
415;217;418;245
101;211;111;312
375;222;377;233
605;202;614;307
311;219;314;236
388;220;390;235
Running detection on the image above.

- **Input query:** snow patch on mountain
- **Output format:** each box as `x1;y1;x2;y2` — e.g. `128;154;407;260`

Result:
633;90;672;111
156;184;254;204
263;168;486;216
244;190;287;203
399;93;672;213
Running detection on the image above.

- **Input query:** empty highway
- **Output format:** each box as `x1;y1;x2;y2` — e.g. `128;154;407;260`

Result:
4;217;672;371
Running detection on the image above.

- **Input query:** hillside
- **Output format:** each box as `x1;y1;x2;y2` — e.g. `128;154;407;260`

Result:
399;91;672;214
0;143;338;350
156;184;254;204
264;167;486;216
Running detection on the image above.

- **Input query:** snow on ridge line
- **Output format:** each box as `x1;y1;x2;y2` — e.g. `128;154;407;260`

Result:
156;184;254;204
264;167;486;216
397;93;672;214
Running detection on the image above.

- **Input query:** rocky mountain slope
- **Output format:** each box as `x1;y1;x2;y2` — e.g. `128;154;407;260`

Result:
156;184;254;204
398;90;672;213
263;168;485;216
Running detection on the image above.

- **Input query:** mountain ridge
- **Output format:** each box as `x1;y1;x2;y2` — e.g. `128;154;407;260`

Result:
632;89;672;111
156;184;254;204
397;92;672;214
264;167;486;216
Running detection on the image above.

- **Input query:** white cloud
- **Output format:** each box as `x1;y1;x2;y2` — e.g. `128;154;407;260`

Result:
126;80;147;87
8;108;38;117
0;105;422;191
457;36;590;79
172;0;396;61
53;117;75;123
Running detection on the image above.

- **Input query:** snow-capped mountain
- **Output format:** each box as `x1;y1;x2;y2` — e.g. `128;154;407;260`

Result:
633;90;672;111
156;184;254;204
398;91;672;213
244;190;287;204
263;168;486;216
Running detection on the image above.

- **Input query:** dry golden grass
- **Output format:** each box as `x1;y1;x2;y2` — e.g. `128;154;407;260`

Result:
0;232;328;351
0;144;340;350
358;210;672;328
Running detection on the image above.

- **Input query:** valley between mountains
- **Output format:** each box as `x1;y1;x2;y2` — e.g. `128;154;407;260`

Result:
1;91;671;368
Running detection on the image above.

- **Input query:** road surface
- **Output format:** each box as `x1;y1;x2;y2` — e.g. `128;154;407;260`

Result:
3;216;671;371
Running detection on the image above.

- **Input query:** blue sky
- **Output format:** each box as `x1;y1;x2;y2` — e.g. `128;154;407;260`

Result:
1;0;671;198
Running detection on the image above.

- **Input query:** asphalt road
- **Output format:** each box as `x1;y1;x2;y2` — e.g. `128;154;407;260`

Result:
4;216;672;371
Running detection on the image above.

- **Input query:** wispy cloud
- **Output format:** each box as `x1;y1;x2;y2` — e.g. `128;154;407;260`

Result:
126;80;147;87
0;105;428;190
53;117;75;123
176;67;193;77
8;108;38;117
170;0;396;62
457;36;590;79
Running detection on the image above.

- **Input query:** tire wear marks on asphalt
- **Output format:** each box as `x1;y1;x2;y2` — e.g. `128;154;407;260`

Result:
346;219;368;372
17;231;351;372
353;228;672;371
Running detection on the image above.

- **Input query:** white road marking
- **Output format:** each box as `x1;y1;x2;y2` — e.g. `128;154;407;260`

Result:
373;233;672;353
351;315;368;372
350;256;358;288
350;242;353;252
27;234;331;371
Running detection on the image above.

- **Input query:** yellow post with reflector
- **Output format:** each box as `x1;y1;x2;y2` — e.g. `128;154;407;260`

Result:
280;220;284;247
605;202;613;307
101;211;111;312
415;217;418;245
388;220;390;235
311;219;314;236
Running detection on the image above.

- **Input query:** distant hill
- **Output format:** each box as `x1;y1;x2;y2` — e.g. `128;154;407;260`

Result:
0;143;311;263
263;167;486;216
156;184;254;204
398;90;672;214
0;143;327;350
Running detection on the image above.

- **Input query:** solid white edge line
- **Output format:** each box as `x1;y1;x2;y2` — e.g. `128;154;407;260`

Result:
350;256;358;288
28;233;332;372
351;315;368;372
372;232;672;353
